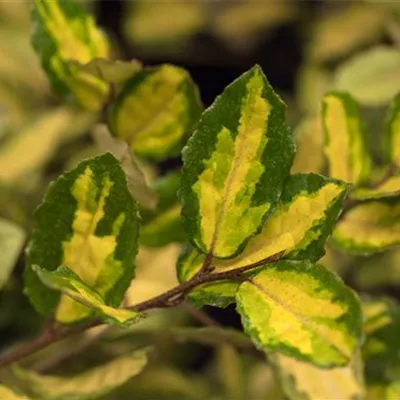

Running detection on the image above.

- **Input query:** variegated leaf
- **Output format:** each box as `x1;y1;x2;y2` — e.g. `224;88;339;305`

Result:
322;92;370;185
25;154;140;323
177;173;347;307
181;65;295;259
236;260;363;367
140;171;185;246
351;174;400;200
333;199;400;254
13;349;149;400
32;265;139;327
384;92;400;167
73;58;142;84
32;0;110;110
272;352;364;400
177;245;238;308
291;117;324;174
0;386;30;400
0;218;25;290
0;108;95;190
213;173;348;270
109;64;202;160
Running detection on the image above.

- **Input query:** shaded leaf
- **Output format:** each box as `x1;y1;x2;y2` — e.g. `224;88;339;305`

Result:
32;265;139;327
140;171;184;246
109;64;202;160
25;153;140;323
125;244;180;305
333;199;400;255
322;92;370;185
181;65;295;259
0;386;30;400
351;174;400;200
32;0;110;110
0;218;25;290
272;352;364;400
333;46;400;106
14;349;148;400
307;3;389;62
236;260;363;367
291;117;324;174
0;108;95;190
74;58;142;84
92;125;158;210
384;92;400;167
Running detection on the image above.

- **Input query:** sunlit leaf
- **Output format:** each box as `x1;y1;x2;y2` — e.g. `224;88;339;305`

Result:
213;173;348;271
14;349;149;400
181;65;295;259
333;46;400;106
32;265;139;327
307;3;389;62
333;199;400;254
0;218;25;290
32;0;110;110
236;260;363;367
109;64;202;160
140;171;184;246
272;352;364;400
384;92;400;167
25;154;140;323
322;92;371;184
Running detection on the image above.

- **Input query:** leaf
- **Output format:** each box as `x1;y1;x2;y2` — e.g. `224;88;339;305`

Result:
92;124;158;210
32;265;139;327
25;153;140;323
384;92;400;167
236;260;363;367
362;297;395;335
307;3;389;62
13;349;148;400
290;117;324;174
125;244;180;305
109;64;202;160
332;199;400;255
140;171;184;246
74;58;142;84
176;245;238;308
0;108;95;190
367;382;400;400
213;173;348;270
177;173;347;307
180;65;295;259
32;0;110;110
322;92;371;185
333;46;400;106
350;174;400;200
0;386;30;400
272;352;364;400
0;218;25;290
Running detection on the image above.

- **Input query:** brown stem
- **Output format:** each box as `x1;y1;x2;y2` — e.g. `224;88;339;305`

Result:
0;251;281;369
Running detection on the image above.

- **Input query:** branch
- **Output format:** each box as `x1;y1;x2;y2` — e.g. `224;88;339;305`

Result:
0;252;281;369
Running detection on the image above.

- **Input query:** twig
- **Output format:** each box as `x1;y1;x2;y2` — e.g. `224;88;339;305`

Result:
0;251;281;369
